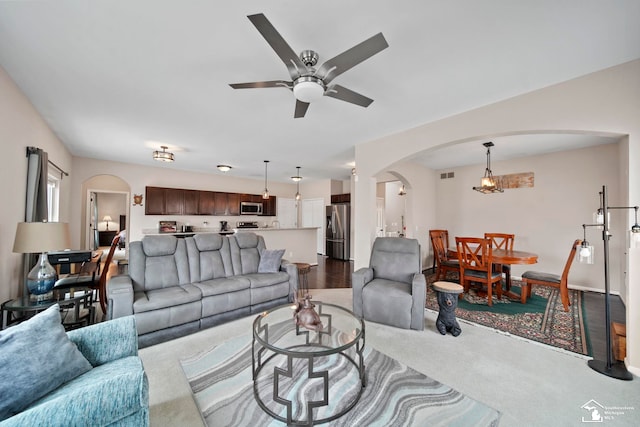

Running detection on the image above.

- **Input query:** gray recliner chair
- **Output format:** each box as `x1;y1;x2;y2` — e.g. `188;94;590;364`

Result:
352;237;426;330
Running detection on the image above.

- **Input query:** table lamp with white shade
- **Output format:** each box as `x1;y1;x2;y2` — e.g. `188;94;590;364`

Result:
103;215;112;231
13;221;71;300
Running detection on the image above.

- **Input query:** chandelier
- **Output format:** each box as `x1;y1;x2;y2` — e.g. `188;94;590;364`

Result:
472;142;503;194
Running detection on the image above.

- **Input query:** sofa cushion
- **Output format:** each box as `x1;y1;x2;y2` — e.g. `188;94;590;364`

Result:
258;249;285;273
133;284;202;313
362;278;413;328
0;304;93;421
194;277;251;297
241;271;290;289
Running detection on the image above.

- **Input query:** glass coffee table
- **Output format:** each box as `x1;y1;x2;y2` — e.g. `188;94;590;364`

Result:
252;301;366;426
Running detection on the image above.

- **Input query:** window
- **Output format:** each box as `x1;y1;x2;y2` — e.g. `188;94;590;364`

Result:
47;174;60;221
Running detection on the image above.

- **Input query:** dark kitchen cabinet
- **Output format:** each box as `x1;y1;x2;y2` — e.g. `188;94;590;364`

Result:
227;193;240;216
145;186;275;216
165;188;184;215
145;187;166;215
331;193;351;204
198;191;216;215
261;196;277;216
183;190;199;215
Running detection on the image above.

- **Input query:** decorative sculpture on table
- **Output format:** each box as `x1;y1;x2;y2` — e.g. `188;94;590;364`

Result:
293;294;323;331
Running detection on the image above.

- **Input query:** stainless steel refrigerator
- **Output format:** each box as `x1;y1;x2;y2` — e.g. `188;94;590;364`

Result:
326;204;350;260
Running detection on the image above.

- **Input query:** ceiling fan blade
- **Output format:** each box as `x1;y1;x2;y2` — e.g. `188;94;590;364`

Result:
229;80;292;89
247;13;307;80
325;84;374;108
294;100;310;118
315;33;389;85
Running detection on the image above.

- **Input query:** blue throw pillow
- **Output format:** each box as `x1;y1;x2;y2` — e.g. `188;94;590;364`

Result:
0;304;93;421
258;249;285;273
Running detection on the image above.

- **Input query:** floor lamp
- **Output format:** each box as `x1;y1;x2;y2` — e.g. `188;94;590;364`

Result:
579;185;636;381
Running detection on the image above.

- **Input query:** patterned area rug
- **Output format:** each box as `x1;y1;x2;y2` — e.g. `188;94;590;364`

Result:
426;272;591;355
180;331;501;427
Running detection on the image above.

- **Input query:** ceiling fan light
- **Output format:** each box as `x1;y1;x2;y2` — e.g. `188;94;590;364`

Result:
153;146;174;162
217;164;232;172
293;78;324;103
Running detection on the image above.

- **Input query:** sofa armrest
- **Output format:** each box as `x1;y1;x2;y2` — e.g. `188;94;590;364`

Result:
67;316;138;366
352;267;373;318
107;275;134;319
410;272;427;330
280;260;298;302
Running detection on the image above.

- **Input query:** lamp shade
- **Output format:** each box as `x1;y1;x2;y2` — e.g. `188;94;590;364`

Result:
13;222;71;253
102;215;112;222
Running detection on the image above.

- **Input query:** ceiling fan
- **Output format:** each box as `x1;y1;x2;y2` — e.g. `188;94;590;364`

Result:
229;13;389;118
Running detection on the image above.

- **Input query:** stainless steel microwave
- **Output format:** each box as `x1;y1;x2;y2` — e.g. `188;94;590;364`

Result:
240;201;263;215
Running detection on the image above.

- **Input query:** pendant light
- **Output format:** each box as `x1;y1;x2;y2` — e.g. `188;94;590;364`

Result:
472;142;503;194
153;145;175;162
291;166;302;201
262;160;270;199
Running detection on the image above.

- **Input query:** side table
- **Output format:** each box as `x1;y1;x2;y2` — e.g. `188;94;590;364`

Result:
1;288;95;330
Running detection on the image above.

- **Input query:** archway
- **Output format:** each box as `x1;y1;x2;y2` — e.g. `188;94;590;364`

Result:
80;175;130;250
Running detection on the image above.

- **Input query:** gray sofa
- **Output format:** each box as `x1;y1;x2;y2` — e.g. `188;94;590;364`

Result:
107;232;297;347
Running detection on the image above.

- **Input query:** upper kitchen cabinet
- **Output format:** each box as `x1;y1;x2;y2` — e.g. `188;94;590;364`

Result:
145;187;166;215
262;196;277;216
183;190;199;215
227;193;240;216
198;191;216;215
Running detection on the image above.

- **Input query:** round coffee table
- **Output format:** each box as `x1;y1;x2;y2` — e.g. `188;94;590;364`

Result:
252;301;366;426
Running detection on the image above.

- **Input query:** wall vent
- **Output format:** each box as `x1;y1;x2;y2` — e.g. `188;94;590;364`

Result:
440;172;455;179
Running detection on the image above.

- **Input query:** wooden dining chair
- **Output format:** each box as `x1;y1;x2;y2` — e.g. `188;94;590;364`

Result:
455;237;503;306
521;239;581;310
484;232;515;290
429;229;450;272
431;231;459;280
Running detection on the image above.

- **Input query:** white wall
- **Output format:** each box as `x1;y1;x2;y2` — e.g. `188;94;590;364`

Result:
354;59;640;373
434;143;623;292
0;66;73;302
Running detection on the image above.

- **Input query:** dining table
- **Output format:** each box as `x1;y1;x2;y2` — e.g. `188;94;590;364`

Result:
448;247;539;302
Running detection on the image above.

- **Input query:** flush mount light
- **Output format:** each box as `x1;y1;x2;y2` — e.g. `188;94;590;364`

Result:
153;146;175;162
472;142;503;194
217;164;232;172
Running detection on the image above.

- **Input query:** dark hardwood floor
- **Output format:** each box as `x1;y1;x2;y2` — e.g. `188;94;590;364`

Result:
307;256;626;360
307;256;353;289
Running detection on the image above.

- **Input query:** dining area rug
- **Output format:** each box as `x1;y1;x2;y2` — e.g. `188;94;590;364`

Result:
179;332;501;427
426;272;591;356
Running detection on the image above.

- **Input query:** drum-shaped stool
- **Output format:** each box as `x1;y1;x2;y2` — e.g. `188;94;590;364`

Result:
432;281;464;336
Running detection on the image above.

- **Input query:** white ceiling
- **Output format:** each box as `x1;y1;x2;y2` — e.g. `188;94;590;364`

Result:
0;1;638;183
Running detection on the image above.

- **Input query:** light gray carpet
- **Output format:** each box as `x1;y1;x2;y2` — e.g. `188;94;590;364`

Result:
179;326;500;426
140;289;640;426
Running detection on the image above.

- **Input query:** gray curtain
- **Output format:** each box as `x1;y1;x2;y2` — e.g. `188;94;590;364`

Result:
23;147;49;296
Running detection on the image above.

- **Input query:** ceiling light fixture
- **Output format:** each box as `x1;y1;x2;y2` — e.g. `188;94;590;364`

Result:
472;142;503;194
293;76;325;103
153;145;175;162
217;164;232;172
292;166;302;201
262;160;270;199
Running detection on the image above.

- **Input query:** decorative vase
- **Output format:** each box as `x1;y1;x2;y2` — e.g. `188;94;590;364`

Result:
27;252;57;300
